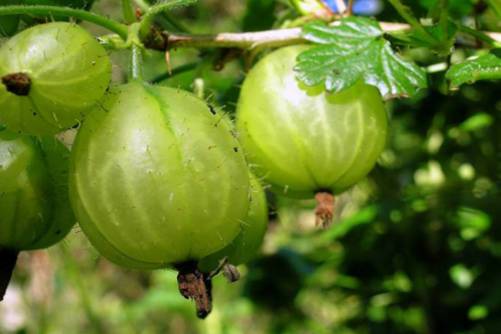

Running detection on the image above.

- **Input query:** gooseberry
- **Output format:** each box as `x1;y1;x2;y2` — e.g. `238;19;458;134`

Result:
236;45;388;225
0;22;111;135
69;82;251;317
0;128;75;300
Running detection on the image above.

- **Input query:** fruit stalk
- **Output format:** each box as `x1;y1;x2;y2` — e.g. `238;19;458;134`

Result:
0;248;18;301
175;261;213;319
130;44;144;80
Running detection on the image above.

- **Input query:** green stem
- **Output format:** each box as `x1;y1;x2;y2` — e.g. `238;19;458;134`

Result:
130;44;144;81
135;0;190;33
458;24;496;47
150;62;198;83
387;0;435;43
0;5;128;39
439;0;449;40
139;0;197;38
122;0;136;24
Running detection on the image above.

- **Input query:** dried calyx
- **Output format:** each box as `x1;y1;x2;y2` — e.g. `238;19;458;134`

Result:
315;191;335;228
175;257;242;319
175;261;213;319
2;73;31;96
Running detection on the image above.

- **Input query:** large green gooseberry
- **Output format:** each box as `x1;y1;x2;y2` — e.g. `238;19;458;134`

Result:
0;22;111;135
0;128;75;300
198;174;268;273
69;82;251;270
236;45;388;198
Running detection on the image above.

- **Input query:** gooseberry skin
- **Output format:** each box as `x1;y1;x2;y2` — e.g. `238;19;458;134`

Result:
69;82;250;270
0;129;75;251
236;45;388;198
0;22;111;135
198;174;268;273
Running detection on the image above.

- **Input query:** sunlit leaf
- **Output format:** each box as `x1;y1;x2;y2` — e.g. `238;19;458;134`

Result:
446;51;501;88
295;17;427;99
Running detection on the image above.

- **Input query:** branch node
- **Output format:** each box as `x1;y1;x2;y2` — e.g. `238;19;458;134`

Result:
143;26;169;51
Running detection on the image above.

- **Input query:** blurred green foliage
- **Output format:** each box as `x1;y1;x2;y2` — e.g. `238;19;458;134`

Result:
1;0;501;333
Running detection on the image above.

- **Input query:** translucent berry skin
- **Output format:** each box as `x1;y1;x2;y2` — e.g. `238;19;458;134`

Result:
69;82;251;270
0;129;75;251
0;22;111;135
198;174;268;272
236;45;388;198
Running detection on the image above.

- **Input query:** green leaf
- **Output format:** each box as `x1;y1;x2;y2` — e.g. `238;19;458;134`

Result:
295;18;428;99
446;51;501;88
303;17;382;44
